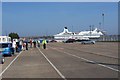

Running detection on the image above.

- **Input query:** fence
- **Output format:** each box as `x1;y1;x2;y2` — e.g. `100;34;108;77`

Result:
98;35;120;41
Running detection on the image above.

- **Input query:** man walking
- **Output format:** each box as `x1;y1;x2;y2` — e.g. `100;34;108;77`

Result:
42;39;47;49
26;40;28;50
30;39;32;48
12;39;16;53
33;40;36;48
19;39;23;51
37;40;40;47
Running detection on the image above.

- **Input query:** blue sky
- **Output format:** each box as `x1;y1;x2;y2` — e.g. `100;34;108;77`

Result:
2;2;118;37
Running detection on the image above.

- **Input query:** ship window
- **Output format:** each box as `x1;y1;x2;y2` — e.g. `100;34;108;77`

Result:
9;38;11;42
2;38;6;42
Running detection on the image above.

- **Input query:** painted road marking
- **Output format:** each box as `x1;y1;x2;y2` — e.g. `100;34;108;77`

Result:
75;48;118;59
0;51;23;77
49;46;120;72
37;47;67;80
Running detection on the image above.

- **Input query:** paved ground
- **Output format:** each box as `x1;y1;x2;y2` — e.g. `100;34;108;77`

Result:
0;42;119;79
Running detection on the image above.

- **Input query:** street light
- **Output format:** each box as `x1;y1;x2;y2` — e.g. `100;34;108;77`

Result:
89;25;92;37
102;13;105;41
99;22;101;30
102;13;104;30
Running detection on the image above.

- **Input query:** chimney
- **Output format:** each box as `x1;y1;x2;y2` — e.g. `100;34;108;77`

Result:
63;27;69;33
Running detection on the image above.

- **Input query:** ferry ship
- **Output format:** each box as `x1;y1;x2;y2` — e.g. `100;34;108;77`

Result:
54;27;104;42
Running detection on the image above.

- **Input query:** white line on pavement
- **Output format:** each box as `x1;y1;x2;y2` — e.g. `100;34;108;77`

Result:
98;64;120;72
49;46;120;72
37;47;67;80
0;51;23;77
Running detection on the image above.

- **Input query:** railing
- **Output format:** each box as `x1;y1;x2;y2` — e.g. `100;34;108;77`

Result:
97;35;120;42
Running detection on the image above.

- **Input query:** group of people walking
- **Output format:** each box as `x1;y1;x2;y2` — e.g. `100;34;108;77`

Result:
12;39;23;53
29;39;47;49
12;39;47;53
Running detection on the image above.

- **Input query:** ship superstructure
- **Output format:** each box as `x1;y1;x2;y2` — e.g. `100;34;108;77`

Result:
54;27;104;42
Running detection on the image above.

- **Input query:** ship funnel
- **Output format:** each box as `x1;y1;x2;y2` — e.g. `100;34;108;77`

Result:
64;27;67;29
63;27;69;33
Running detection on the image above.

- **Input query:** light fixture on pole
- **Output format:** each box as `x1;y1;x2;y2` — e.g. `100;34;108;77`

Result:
102;13;104;30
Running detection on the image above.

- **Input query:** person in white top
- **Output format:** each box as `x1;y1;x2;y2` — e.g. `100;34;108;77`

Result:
12;39;16;53
19;40;23;51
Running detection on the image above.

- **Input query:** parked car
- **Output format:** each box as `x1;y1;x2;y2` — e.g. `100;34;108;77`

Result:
1;43;14;56
50;40;57;42
64;39;76;43
2;47;14;56
0;52;5;64
81;40;95;44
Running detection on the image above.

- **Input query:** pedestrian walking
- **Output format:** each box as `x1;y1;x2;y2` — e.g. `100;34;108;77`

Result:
22;42;26;51
42;39;47;49
19;40;23;51
30;39;32;48
33;40;36;48
26;40;28;50
12;39;16;53
37;40;40;47
16;42;19;52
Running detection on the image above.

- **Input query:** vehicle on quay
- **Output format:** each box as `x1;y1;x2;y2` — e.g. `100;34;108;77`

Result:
0;36;14;56
50;40;57;42
1;44;14;56
64;39;76;43
81;40;95;44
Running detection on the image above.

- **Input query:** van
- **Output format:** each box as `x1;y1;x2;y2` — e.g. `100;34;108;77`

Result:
0;36;14;56
0;43;14;56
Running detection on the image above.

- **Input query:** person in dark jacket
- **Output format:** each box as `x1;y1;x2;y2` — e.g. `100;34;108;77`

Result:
30;39;32;48
33;40;36;48
26;41;28;50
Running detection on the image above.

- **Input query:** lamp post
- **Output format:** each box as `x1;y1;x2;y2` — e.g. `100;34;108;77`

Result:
102;13;105;41
99;22;101;30
89;25;92;38
102;13;104;30
72;26;73;39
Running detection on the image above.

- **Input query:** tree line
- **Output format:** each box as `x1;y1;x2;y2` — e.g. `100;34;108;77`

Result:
8;32;19;41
